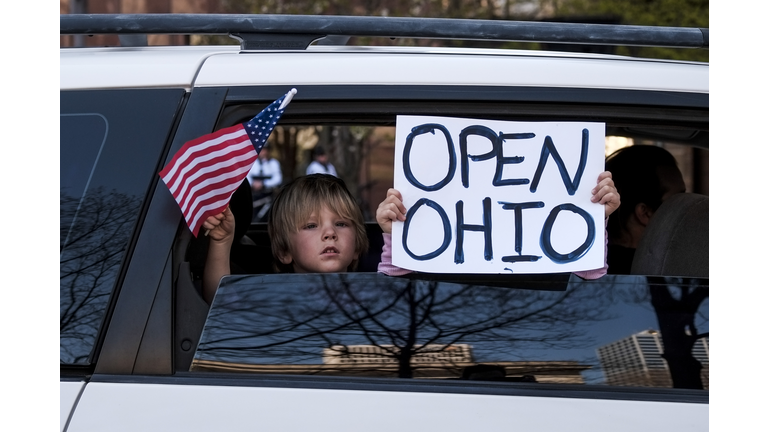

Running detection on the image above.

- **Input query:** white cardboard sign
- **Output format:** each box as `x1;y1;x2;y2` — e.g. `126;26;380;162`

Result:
392;115;606;274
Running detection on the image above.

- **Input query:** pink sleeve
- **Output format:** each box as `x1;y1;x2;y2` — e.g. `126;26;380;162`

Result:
377;233;413;276
573;218;609;280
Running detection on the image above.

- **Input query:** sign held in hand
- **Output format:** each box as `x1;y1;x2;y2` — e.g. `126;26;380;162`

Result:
392;115;606;274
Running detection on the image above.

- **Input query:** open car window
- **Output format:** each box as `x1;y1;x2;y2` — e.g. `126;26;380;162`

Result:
193;273;708;391
189;113;707;279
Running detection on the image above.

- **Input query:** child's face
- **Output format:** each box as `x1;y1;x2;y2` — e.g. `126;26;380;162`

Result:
279;205;358;273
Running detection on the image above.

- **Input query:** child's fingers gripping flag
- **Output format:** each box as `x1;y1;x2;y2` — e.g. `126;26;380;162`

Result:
160;88;297;236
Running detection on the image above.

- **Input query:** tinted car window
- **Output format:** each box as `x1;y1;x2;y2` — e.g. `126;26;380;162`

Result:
193;273;708;390
60;89;184;365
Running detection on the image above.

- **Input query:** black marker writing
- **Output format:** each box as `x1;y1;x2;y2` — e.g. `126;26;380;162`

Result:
530;129;589;195
403;124;456;192
498;201;545;263
540;203;595;263
454;198;493;264
402;198;452;260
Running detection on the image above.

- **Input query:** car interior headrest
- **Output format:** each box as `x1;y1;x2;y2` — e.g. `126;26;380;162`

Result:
630;193;709;278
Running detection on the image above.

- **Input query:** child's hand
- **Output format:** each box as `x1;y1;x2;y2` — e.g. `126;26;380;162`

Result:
591;171;621;218
376;188;407;234
202;207;235;243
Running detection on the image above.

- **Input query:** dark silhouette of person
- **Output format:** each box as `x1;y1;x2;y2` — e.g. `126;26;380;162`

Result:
605;145;686;274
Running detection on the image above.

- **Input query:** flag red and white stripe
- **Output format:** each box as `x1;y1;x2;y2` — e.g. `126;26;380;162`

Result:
160;88;296;236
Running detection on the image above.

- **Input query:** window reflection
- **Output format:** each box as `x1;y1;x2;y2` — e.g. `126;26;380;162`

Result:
60;187;141;364
598;329;709;389
193;273;707;391
60;89;184;365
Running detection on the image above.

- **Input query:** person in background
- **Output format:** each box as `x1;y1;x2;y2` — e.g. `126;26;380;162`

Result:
247;145;283;221
248;145;283;197
604;145;686;274
305;145;338;177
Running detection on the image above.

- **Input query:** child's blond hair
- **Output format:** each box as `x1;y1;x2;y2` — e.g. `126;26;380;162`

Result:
268;174;369;273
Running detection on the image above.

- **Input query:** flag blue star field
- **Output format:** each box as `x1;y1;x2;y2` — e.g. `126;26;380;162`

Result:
160;88;297;236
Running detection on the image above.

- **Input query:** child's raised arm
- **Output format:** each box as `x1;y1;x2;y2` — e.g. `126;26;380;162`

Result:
376;188;407;234
375;188;411;276
202;207;235;304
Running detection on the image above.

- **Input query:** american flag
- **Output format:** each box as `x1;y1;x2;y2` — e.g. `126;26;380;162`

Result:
160;88;297;236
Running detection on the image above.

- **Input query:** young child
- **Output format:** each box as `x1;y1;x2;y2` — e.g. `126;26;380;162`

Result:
376;171;621;279
202;174;369;304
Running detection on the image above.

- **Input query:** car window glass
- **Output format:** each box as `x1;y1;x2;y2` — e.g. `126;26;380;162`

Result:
60;89;183;365
193;273;708;391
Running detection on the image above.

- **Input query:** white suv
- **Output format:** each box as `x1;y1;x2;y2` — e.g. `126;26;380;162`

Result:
61;14;708;432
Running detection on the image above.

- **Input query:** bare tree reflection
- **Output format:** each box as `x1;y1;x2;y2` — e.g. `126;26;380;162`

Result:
195;274;615;379
60;187;141;364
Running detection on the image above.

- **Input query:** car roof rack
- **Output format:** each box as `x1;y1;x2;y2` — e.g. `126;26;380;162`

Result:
60;14;709;51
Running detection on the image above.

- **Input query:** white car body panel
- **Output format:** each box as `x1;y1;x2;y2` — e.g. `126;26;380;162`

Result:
59;46;238;90
60;46;708;94
196;50;709;93
66;382;708;432
60;381;85;432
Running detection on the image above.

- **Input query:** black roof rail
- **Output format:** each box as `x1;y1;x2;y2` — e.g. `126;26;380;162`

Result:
60;14;708;51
